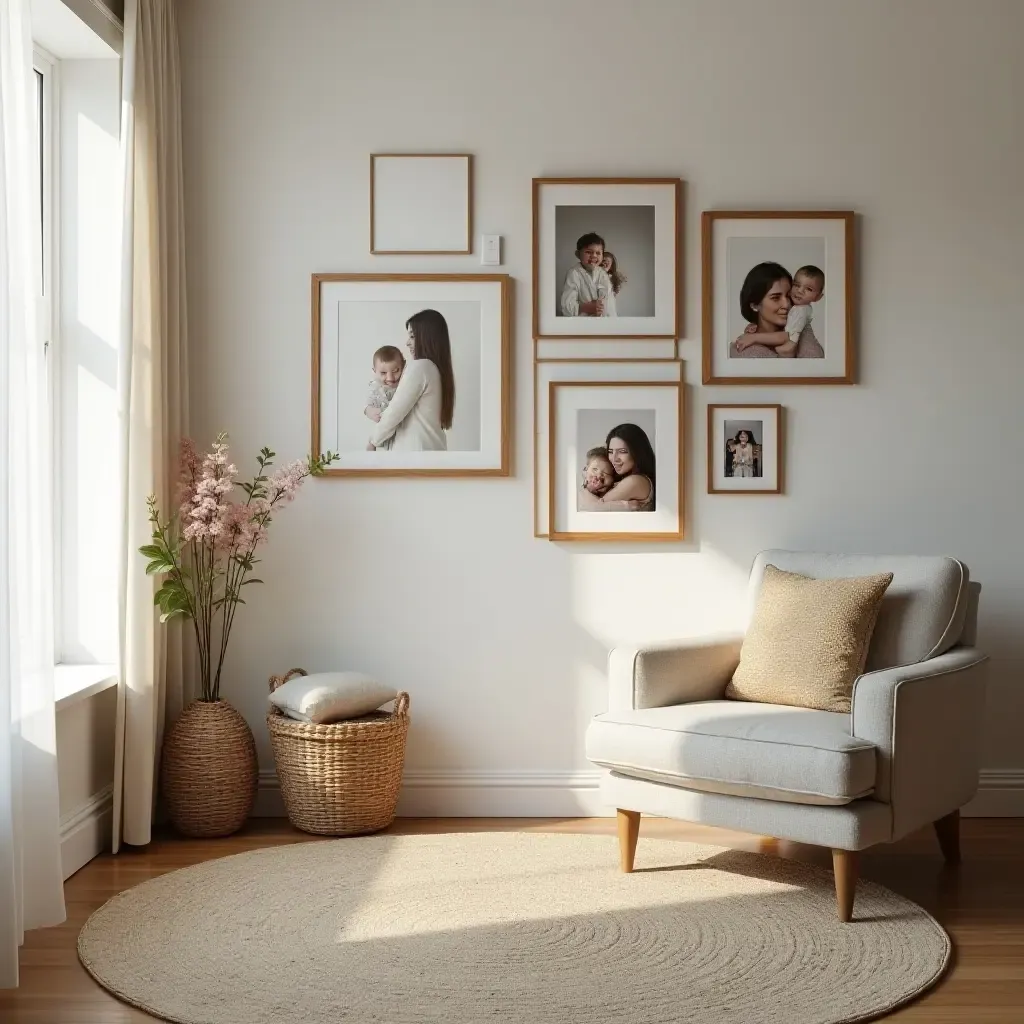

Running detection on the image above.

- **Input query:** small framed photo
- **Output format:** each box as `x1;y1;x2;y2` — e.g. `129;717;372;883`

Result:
702;210;855;385
533;177;682;340
548;380;684;542
370;154;472;254
311;273;511;476
707;404;783;494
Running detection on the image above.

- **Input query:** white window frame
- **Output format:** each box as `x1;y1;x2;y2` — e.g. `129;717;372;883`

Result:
32;44;64;663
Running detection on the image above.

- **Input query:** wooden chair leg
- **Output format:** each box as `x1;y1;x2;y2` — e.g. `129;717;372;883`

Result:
832;849;859;923
934;808;961;864
616;809;641;873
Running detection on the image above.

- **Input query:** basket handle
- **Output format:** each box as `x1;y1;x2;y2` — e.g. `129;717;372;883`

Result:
269;667;307;693
393;691;410;717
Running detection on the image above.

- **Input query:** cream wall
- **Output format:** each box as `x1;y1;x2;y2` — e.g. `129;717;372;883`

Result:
178;0;1024;816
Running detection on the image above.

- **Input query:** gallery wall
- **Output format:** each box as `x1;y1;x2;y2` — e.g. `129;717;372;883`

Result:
178;0;1024;815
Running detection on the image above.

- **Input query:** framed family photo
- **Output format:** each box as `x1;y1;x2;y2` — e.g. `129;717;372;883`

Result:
311;273;511;476
370;154;472;255
533;359;683;536
533;177;682;340
701;210;855;385
547;380;684;542
707;404;783;494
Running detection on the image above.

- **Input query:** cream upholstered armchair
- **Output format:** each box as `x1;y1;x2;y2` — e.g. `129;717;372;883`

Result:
585;551;988;922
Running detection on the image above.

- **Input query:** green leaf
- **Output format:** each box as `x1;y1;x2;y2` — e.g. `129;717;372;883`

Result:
145;559;175;575
240;578;263;586
139;544;166;559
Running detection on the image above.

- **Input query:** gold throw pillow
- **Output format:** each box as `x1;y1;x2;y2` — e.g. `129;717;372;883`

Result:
725;564;894;713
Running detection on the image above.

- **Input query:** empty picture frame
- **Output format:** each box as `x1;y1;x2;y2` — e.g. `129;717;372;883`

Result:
370;154;473;254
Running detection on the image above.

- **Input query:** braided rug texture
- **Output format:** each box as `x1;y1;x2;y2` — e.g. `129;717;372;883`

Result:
78;832;950;1024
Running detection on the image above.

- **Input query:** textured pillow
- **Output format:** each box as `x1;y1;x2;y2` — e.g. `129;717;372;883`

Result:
268;672;398;724
725;564;894;713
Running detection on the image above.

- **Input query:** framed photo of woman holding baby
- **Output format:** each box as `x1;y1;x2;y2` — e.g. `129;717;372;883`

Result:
311;273;511;476
701;210;855;385
547;380;684;542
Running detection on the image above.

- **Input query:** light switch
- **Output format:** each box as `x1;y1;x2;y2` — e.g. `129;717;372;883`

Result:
481;234;501;266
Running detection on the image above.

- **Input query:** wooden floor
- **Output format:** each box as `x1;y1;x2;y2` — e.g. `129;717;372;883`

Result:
3;816;1022;1022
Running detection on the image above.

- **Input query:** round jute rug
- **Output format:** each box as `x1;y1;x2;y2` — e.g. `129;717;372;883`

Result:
78;832;949;1024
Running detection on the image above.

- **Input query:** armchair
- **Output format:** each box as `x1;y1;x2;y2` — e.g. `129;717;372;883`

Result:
585;551;988;921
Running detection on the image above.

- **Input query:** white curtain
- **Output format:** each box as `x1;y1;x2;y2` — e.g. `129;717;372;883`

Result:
112;0;189;852
0;0;66;990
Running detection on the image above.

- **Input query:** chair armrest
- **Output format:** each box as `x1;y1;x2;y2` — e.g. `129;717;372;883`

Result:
607;634;744;713
851;647;988;840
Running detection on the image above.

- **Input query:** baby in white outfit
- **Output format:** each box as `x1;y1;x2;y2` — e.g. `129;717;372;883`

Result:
363;345;405;451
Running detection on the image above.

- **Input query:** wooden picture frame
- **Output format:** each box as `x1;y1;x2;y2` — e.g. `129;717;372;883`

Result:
370;154;473;255
533;358;683;537
701;210;855;385
532;177;683;340
707;403;784;494
547;379;684;542
311;273;511;477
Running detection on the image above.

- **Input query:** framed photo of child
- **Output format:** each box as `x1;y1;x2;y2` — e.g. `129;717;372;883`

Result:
707;404;783;494
311;273;512;476
547;380;684;542
532;178;682;340
701;211;855;385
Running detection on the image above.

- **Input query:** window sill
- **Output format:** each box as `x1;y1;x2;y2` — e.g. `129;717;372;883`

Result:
55;663;118;711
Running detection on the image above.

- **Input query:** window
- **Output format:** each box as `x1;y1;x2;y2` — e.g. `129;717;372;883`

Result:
32;48;55;352
32;37;122;670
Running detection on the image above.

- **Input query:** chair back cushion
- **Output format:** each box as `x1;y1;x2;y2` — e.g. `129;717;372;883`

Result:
748;551;970;670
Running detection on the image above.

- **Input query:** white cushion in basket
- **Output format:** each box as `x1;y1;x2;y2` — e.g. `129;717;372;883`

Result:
269;672;398;724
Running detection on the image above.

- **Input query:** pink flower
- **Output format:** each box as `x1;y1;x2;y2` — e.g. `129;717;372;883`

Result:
183;437;238;542
265;459;309;505
216;502;256;550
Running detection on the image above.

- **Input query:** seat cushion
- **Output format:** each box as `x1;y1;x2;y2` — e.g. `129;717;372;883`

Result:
748;551;970;670
726;564;893;713
585;700;876;806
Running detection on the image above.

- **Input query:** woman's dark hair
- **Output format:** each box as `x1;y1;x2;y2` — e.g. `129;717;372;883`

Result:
605;423;656;506
732;428;757;444
739;262;792;325
406;309;455;430
604;251;627;295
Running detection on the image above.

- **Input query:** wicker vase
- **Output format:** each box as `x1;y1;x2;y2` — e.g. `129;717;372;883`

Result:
160;699;258;837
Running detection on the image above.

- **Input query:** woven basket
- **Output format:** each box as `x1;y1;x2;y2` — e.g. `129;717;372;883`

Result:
160;699;258;837
266;668;410;836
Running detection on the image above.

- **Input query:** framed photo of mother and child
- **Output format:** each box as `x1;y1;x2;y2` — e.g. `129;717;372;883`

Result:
532;177;682;340
701;210;855;385
546;380;684;541
311;273;512;476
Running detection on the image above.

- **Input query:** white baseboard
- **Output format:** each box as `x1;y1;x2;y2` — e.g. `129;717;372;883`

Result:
60;784;113;880
963;770;1024;817
254;769;610;818
255;768;1024;820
